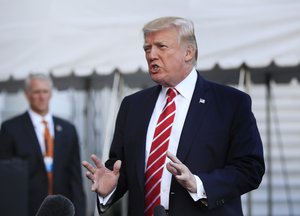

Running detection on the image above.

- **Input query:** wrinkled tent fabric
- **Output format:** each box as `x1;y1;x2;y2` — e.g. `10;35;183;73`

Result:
0;0;300;82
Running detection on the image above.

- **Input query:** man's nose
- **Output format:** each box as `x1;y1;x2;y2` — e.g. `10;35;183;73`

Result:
148;48;158;61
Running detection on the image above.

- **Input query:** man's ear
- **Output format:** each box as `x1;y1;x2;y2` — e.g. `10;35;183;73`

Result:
184;45;195;62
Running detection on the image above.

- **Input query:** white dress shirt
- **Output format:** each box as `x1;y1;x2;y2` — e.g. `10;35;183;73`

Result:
145;68;206;209
100;68;207;208
28;109;54;155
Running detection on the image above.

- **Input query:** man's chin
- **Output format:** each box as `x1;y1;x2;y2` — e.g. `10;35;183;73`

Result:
32;107;49;115
150;74;162;84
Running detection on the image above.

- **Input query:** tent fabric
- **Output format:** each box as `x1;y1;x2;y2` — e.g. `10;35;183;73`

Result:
0;0;300;81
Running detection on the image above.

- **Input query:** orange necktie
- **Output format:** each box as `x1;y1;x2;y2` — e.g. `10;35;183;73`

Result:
42;120;54;195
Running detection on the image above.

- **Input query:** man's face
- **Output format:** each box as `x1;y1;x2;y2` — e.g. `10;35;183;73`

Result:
25;78;52;116
143;27;193;87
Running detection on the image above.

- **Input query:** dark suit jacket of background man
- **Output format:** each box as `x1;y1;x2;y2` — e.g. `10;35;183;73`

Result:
0;112;86;216
102;72;265;216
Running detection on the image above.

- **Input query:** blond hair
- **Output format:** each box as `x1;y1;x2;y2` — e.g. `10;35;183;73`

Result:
143;16;198;65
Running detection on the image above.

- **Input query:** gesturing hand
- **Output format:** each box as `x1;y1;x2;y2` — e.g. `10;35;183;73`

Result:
166;151;197;193
82;154;121;197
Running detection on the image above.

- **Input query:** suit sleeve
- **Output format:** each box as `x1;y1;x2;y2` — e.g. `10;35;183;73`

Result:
104;96;129;204
0;122;15;159
198;93;265;209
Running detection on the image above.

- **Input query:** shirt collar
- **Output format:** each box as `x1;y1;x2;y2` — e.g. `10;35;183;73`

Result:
161;68;197;100
28;109;53;127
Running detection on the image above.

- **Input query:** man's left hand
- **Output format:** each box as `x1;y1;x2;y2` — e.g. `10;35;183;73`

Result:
166;151;197;193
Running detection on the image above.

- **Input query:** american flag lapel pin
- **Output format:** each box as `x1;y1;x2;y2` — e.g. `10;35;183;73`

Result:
56;125;63;132
199;98;205;104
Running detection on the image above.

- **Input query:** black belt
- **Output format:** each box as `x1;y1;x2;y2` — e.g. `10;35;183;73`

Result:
165;210;169;215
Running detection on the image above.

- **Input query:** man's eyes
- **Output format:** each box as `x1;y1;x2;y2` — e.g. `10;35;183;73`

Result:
32;90;49;94
143;44;168;52
159;44;167;49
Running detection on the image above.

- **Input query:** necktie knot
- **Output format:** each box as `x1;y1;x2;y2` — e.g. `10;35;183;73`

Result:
167;88;177;100
42;120;48;127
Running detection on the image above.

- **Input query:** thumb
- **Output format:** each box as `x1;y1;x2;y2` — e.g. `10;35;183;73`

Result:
113;160;122;175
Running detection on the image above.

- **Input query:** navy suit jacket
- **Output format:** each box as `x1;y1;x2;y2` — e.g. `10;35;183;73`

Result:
0;112;85;216
104;73;265;216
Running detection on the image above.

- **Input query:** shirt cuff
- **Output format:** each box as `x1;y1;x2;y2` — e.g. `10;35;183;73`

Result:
188;175;207;201
98;187;116;205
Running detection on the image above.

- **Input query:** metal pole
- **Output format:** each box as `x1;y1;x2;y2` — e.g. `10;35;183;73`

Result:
239;66;253;216
266;73;272;216
245;68;252;216
102;71;121;161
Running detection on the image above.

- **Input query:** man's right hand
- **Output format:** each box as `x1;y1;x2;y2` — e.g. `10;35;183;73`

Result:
82;154;121;197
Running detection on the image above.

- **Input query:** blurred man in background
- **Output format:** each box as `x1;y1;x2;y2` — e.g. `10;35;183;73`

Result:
0;74;86;216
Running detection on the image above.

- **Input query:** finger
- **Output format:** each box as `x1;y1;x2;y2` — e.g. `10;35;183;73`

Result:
91;184;97;192
167;151;182;164
169;161;184;175
171;161;183;170
91;154;104;169
113;160;122;175
86;171;95;182
175;173;186;181
166;162;178;175
173;165;192;181
82;161;95;173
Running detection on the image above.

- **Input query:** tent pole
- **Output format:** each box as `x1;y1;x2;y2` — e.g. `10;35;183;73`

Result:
102;71;121;161
245;68;252;216
240;66;253;216
265;73;272;216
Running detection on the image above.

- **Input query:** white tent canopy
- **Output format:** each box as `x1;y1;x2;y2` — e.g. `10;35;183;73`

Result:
0;0;300;81
1;2;300;215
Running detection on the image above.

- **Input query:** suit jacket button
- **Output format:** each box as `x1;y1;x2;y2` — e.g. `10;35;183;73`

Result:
216;200;222;206
216;199;225;206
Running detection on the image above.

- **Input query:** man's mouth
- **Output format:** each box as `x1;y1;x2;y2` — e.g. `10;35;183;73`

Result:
150;64;160;73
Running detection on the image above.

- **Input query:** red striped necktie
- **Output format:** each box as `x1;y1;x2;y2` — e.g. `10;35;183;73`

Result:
144;88;178;216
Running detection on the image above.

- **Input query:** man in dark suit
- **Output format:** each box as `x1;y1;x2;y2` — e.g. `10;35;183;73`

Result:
82;16;265;216
0;74;86;216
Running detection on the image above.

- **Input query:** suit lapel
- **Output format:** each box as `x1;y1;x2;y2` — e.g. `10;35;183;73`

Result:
52;117;63;168
176;74;210;162
23;112;45;168
132;77;210;190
